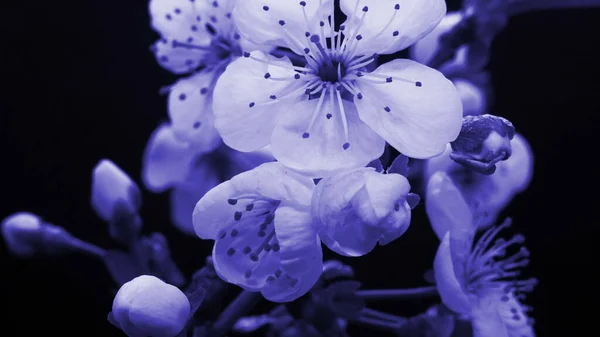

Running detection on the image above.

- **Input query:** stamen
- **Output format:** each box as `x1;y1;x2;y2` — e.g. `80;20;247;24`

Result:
335;84;350;150
303;85;329;137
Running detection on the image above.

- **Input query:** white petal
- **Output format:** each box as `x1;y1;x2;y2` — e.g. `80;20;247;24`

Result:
213;51;302;152
355;59;463;158
261;204;323;302
193;162;314;239
433;233;472;315
168;71;222;150
271;96;385;177
340;0;446;55
233;0;333;55
142;124;199;192
425;171;473;240
152;39;206;74
470;291;510;337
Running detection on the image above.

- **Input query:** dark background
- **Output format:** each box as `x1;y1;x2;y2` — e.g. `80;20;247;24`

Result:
1;1;598;336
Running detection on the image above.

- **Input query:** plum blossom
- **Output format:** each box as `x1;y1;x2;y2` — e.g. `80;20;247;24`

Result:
425;133;533;231
149;0;261;150
142;124;273;235
311;167;419;256
433;214;536;337
193;162;323;302
213;0;463;176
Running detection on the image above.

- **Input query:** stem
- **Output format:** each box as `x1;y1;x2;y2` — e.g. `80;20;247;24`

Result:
356;286;438;301
350;308;406;331
67;237;106;259
210;290;263;337
507;0;600;16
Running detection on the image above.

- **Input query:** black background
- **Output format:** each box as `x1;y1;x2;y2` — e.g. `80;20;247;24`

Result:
1;1;598;336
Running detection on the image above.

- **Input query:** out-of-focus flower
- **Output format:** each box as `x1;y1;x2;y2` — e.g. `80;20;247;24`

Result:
212;0;463;176
434;217;536;337
454;78;487;116
193;162;323;302
449;114;515;175
409;11;466;71
410;12;489;116
142;124;273;235
91;159;141;222
110;275;190;337
1;212;81;257
149;0;264;150
312;167;418;256
426;133;532;231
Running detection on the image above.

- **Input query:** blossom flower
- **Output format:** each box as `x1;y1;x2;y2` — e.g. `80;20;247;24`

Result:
149;0;261;150
311;167;419;256
193;162;323;302
91;159;141;222
425;133;533;231
110;275;190;337
433;215;536;337
142;124;273;235
212;0;463;176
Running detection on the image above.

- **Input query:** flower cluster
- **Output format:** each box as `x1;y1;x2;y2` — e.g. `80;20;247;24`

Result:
6;0;571;336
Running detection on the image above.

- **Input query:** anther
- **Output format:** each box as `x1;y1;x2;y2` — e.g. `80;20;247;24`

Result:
234;212;242;221
227;198;237;205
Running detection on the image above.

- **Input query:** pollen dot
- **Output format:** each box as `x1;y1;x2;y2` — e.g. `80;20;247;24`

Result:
415;81;422;87
302;132;310;139
393;31;399;36
300;1;306;6
178;93;186;100
258;230;266;237
270;95;277;100
343;142;350;150
231;229;239;237
310;34;320;43
362;6;369;12
250;253;259;262
294;74;301;79
264;72;271;79
263;5;269;11
304;48;310;54
272;243;280;252
228;198;237;205
279;20;285;26
356;35;363;40
226;248;235;256
386;77;393;83
357;93;363;99
326;113;332;119
394;203;400;211
200;87;208;94
249;102;255;108
384;106;391;112
234;212;242;221
395;4;400;10
243;52;251;57
243;246;251;254
245;203;254;211
193;122;201;129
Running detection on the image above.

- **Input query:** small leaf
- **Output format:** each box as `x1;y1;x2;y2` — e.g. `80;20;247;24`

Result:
387;154;410;176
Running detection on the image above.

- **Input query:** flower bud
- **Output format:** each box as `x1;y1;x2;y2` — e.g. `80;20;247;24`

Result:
111;275;190;337
450;114;515;175
2;212;43;257
312;168;416;257
91;159;141;221
1;212;76;257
